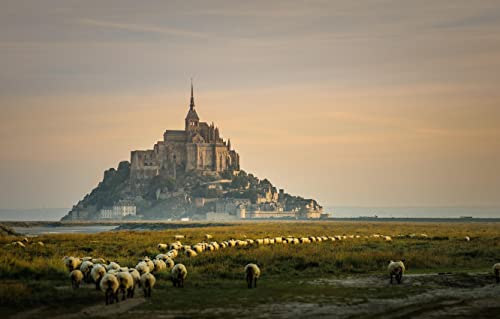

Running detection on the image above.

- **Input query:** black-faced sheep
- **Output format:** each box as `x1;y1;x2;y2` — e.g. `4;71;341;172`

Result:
91;264;106;290
153;259;167;272
70;269;84;289
245;263;260;288
493;263;500;283
129;268;141;288
388;260;406;284
135;261;150;275
185;249;198;257
100;273;120;305
116;271;135;300
140;273;156;297
63;256;82;272
106;261;121;272
171;264;187;288
80;260;94;283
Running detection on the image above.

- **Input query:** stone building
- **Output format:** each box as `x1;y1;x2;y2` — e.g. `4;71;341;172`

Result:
130;83;240;180
99;200;137;219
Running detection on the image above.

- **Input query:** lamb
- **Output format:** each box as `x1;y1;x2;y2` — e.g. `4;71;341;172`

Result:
91;264;107;290
157;243;168;251
100;273;120;305
140;272;156;297
171;264;188;288
493;263;500;283
116;271;135;300
244;263;260;288
388;260;406;284
63;256;82;272
185;249;198;257
80;260;94;282
70;269;84;289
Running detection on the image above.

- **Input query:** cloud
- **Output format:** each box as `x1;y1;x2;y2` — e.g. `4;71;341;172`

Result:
78;18;209;39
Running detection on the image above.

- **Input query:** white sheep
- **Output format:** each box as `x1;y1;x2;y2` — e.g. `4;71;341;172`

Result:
153;259;167;272
70;269;84;289
92;258;106;264
185;249;198;257
106;261;121;272
140;272;156;297
465;236;471;241
167;249;178;259
100;273;120;305
174;234;185;240
192;244;204;254
116;271;135;300
91;264;106;290
135;261;150;275
388;260;406;284
129;268;141;288
172;264;187;288
164;257;175;270
63;256;82;272
37;241;44;247
245;263;260;288
157;243;168;251
205;234;213;240
80;260;94;282
493;263;500;284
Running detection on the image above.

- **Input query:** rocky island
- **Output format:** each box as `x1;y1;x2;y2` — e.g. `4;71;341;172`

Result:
62;84;324;221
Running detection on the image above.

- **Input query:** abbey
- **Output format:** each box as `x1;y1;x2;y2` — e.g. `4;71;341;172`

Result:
130;84;240;180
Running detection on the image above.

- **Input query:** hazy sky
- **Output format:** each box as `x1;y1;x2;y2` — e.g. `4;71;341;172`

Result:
1;0;500;210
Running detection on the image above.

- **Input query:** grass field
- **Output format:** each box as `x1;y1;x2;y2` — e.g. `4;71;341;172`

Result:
1;221;499;318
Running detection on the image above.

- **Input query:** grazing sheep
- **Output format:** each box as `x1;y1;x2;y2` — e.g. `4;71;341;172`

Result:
142;257;155;272
164;257;175;270
12;241;26;248
493;263;500;283
100;273;120;305
155;253;169;261
135;262;150;275
256;239;264;245
91;264;106;290
185;249;198;257
384;236;393;242
245;263;260;288
37;241;44;247
70;269;84;289
80;260;94;282
140;273;156;297
192;244;204;254
465;236;471;242
92;258;106;264
388;260;406;284
158;243;168;251
116;271;135;300
64;256;82;272
205;234;213;240
171;264;188;288
82;257;93;262
174;234;185;240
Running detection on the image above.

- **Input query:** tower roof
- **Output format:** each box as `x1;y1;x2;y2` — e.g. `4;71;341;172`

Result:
186;80;199;121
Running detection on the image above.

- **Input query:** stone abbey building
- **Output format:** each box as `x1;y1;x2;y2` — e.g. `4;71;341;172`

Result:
130;84;240;180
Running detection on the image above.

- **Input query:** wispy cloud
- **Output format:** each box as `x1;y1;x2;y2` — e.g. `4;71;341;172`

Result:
78;18;209;39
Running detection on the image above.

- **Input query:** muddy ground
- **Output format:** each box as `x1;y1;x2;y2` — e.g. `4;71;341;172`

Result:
13;272;498;319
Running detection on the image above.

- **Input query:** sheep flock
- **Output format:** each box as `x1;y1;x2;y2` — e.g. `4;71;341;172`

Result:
59;232;500;305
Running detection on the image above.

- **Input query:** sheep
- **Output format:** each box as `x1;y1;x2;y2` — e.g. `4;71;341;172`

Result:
169;241;183;250
100;273;120;305
106;262;121;272
465;236;471;242
116;271;135;300
388;260;406;284
192;244;204;254
82;256;93;262
153;259;167;272
174;234;185;240
274;237;283;244
157;243;168;251
171;264;187;288
22;237;29;243
63;256;82;272
91;264;107;290
142;257;155;272
135;261;150;275
129;268;141;288
384;236;393;242
256;239;264;245
92;258;106;264
205;234;213;240
70;269;84;289
244;263;260;288
140;273;156;297
12;241;26;248
185;249;198;257
37;241;45;247
80;260;94;283
493;263;500;283
164;257;175;270
167;249;178;259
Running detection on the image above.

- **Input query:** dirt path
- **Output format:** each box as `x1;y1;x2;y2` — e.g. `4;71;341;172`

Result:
53;298;147;319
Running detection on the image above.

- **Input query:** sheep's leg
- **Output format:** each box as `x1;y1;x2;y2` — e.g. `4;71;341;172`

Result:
122;288;126;301
254;278;257;288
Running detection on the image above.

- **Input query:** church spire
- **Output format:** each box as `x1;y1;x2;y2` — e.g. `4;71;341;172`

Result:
190;79;195;110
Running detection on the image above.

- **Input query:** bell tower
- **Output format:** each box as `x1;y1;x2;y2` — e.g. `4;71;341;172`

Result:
185;80;200;131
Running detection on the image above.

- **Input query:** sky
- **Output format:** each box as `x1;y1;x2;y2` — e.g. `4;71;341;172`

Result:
1;0;500;211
